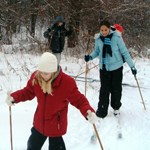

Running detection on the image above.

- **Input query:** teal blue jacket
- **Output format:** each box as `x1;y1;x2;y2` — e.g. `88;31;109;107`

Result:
89;31;135;71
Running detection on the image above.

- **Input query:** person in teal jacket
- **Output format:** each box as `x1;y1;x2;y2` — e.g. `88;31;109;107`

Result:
84;20;137;118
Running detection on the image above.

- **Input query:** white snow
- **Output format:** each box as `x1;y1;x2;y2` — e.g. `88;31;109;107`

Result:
0;52;150;150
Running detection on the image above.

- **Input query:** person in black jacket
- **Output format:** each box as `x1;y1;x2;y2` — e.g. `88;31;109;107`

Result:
44;16;73;65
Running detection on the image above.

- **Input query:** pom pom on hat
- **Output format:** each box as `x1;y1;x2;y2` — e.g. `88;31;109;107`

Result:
38;52;57;73
114;24;123;32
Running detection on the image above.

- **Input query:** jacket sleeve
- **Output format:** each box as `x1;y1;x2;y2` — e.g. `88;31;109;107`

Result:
67;78;95;117
117;37;135;68
11;73;36;103
43;28;51;38
65;26;73;36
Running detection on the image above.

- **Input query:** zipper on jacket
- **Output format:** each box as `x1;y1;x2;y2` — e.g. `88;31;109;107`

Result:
43;93;47;134
57;112;61;129
58;30;60;38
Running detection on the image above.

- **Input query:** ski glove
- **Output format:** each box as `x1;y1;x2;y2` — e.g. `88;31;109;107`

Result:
84;55;92;62
131;67;137;75
87;110;98;124
6;91;15;106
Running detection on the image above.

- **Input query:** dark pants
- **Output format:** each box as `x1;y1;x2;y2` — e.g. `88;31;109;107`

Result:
27;127;66;150
98;67;123;116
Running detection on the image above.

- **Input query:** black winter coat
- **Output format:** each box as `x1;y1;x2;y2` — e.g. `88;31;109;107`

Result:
44;23;73;53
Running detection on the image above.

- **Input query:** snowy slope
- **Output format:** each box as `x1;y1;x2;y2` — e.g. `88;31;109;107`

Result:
0;52;150;150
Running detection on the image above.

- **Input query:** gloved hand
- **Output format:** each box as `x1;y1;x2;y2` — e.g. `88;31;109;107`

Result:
131;67;137;75
84;55;92;62
68;25;73;30
87;110;98;124
6;91;15;106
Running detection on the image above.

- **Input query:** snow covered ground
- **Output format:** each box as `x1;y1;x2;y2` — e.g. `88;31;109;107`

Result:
0;52;150;150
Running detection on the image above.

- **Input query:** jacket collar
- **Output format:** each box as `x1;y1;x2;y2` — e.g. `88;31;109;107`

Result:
52;66;63;88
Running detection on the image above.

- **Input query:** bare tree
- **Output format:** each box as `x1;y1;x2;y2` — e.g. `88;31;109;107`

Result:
0;0;149;55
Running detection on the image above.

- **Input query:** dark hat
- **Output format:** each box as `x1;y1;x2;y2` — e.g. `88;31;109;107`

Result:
53;16;64;24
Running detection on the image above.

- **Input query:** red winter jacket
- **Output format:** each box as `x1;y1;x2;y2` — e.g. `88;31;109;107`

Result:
11;69;95;137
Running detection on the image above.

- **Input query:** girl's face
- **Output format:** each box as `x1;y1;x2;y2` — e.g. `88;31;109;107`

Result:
100;25;110;37
40;72;52;81
58;22;63;26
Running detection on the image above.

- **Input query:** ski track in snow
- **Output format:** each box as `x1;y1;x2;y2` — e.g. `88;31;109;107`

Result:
0;53;150;150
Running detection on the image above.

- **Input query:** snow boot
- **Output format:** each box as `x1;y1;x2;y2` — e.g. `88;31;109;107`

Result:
96;109;107;118
114;110;120;116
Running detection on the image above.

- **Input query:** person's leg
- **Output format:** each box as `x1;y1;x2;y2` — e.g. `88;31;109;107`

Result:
96;69;111;118
27;127;47;150
48;136;66;150
110;67;123;111
53;53;61;65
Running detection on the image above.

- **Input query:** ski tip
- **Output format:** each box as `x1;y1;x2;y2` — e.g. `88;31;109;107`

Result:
118;133;123;139
90;135;97;143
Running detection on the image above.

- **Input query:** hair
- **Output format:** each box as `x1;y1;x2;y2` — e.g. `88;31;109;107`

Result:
32;71;57;94
99;20;111;28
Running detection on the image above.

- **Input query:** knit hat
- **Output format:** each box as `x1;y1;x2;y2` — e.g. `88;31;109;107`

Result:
37;52;57;73
53;16;64;24
114;24;123;32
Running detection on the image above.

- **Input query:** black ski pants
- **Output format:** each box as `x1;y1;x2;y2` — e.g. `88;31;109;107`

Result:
27;127;66;150
98;66;123;116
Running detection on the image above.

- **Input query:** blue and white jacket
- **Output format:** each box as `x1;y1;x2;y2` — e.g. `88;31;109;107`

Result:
89;31;135;71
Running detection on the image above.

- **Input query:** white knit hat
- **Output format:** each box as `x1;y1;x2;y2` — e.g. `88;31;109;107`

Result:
37;52;57;73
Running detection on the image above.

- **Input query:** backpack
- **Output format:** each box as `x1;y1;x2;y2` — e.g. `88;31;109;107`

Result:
112;24;125;63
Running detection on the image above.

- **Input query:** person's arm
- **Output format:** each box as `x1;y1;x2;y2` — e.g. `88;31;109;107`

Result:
84;40;100;62
89;40;100;59
67;78;97;124
68;78;95;117
43;28;51;38
117;37;135;68
65;25;73;36
43;24;56;38
117;37;137;75
10;73;36;103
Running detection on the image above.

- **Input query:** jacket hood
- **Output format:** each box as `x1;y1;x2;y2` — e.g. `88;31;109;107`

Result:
53;16;65;24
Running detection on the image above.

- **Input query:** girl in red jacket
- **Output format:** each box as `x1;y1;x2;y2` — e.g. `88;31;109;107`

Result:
6;52;97;150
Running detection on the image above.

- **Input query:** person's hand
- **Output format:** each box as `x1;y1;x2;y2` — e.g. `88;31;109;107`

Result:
68;25;73;30
87;110;98;124
131;67;137;75
6;91;15;106
84;55;92;62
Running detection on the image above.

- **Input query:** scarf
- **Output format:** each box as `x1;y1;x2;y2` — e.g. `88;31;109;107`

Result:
100;33;113;58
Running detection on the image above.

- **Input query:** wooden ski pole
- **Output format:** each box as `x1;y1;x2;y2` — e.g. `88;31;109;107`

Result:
84;35;91;96
75;64;99;79
9;106;13;150
83;35;104;149
84;62;88;96
93;124;104;150
134;75;146;110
